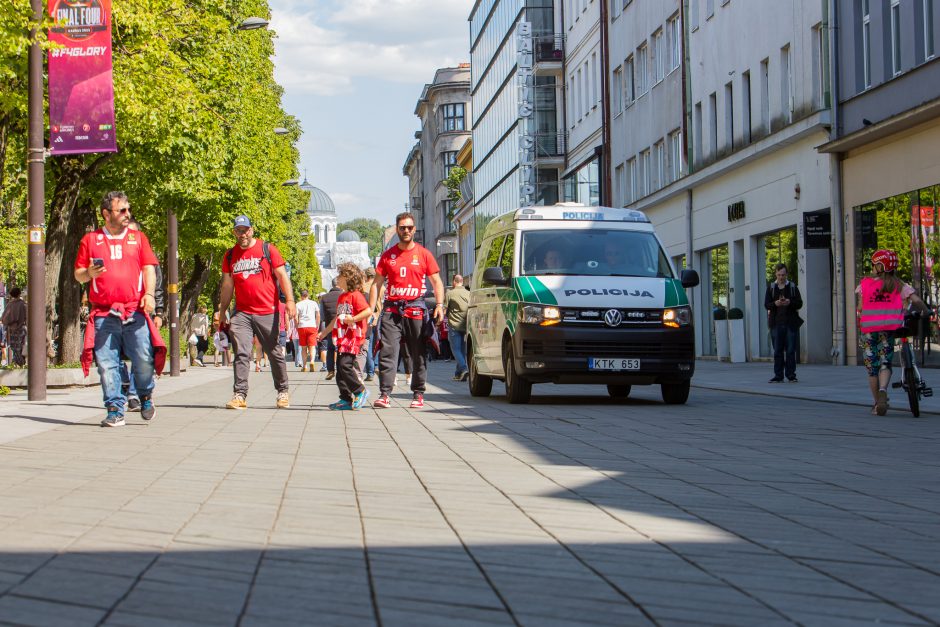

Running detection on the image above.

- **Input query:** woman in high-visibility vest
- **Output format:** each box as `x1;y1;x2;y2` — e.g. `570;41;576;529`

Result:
856;249;927;415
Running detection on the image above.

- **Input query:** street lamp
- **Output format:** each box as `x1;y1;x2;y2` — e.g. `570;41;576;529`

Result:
237;17;269;30
274;127;289;135
282;179;299;187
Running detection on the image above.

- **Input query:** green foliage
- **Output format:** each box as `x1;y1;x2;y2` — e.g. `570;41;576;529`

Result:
0;226;27;286
444;166;467;205
0;385;9;396
337;218;386;260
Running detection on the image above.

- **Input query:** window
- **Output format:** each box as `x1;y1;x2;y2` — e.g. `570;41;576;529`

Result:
625;157;636;204
652;29;664;84
568;73;576;127
610;0;621;19
891;0;902;75
781;44;792;123
926;0;936;59
724;81;734;151
667;13;681;72
576;68;583;120
690;0;700;31
742;70;752;144
668;129;682;182
613;66;623;114
442;150;458;179
624;55;635;105
812;24;824;109
583;61;590;115
709;92;718;157
592;52;599;108
760;58;770;133
614;163;624;204
693;101;703;164
639;149;651;197
479;236;506;285
862;0;872;88
706;0;715;19
499;233;515;278
441;103;465;132
636;42;649;94
654;140;665;190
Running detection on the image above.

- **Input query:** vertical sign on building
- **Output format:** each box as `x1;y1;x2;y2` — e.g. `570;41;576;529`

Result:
517;21;535;207
48;0;118;155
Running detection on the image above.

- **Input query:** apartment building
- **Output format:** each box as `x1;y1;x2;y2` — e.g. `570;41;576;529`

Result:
819;0;940;366
613;0;834;363
403;65;472;282
469;0;565;248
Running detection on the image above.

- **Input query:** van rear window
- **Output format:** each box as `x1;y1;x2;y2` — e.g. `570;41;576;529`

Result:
521;230;674;278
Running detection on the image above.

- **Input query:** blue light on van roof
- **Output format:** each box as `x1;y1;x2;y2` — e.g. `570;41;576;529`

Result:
623;210;650;223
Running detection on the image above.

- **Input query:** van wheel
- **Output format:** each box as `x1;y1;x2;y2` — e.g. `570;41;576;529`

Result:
467;342;492;397
661;381;690;405
503;343;532;404
607;385;631;399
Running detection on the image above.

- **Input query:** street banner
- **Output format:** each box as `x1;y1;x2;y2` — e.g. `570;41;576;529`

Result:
47;0;117;155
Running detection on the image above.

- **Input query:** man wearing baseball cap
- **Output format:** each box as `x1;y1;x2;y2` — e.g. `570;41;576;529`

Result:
218;215;295;409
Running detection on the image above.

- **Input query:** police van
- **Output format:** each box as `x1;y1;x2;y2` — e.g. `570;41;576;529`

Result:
467;203;700;404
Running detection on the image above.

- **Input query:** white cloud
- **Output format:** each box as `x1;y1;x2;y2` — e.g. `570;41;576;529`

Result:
270;0;472;96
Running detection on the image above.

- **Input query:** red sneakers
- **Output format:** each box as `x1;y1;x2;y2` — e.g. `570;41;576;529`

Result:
410;394;424;409
373;394;391;409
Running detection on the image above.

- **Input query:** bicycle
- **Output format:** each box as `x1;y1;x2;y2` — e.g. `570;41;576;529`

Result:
892;309;933;417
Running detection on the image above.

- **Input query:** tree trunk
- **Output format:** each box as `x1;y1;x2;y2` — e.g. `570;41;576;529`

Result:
178;253;212;337
56;201;97;363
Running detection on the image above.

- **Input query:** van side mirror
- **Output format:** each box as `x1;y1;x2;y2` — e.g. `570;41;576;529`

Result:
680;269;700;288
482;267;509;287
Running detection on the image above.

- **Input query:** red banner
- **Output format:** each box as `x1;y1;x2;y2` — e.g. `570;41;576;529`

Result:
48;0;117;155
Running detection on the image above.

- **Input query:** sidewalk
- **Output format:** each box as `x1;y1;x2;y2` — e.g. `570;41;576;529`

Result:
692;359;940;415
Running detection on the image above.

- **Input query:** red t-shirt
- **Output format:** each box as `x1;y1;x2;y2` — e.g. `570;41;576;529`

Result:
376;244;440;302
222;239;285;316
333;290;369;354
75;228;159;312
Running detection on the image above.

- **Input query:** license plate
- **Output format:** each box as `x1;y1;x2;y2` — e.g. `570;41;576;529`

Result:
589;358;640;371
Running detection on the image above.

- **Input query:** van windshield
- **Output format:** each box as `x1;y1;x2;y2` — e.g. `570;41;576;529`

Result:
521;229;674;278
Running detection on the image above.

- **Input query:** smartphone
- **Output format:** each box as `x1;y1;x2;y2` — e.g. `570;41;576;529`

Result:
91;258;104;268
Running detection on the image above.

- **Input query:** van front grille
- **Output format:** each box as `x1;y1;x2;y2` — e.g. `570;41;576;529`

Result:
523;340;691;359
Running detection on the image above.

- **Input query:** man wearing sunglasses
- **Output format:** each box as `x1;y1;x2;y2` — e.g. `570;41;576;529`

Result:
369;212;444;408
75;191;165;427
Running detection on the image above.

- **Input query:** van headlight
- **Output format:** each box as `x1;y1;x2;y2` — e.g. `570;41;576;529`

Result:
663;306;692;328
522;304;561;326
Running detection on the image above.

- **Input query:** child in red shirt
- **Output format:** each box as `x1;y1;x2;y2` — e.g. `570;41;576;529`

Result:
319;263;372;410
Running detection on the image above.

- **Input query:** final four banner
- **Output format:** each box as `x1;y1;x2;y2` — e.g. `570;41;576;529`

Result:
48;0;117;155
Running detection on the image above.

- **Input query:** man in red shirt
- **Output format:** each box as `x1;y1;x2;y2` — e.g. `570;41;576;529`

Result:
218;215;295;409
74;191;160;427
368;211;444;408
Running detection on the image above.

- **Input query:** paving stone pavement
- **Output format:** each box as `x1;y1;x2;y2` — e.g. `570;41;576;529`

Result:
0;362;938;626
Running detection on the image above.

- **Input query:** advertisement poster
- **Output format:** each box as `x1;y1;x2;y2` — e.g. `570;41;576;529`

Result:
47;0;117;155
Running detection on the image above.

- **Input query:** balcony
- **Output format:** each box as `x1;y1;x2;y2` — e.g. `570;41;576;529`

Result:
535;131;567;160
533;33;564;75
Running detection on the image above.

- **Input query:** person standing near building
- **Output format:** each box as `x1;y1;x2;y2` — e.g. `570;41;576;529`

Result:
857;250;928;416
764;263;803;383
319;278;342;380
74;191;164;427
444;275;470;381
369;212;444;409
295;289;319;371
218;215;295;409
190;305;210;367
1;287;27;367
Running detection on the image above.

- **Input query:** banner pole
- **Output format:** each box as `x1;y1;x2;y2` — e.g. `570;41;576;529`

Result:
27;0;47;401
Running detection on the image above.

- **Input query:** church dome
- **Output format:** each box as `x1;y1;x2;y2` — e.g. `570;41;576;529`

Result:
337;230;361;242
300;179;335;214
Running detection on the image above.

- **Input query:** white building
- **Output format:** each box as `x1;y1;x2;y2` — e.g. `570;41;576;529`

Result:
613;0;834;363
300;181;369;287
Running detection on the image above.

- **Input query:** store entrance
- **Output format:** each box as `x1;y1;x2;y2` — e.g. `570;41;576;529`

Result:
702;245;729;356
757;227;799;358
855;185;940;367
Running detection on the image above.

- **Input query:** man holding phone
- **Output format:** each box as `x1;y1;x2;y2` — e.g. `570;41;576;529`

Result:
764;263;803;383
75;191;165;427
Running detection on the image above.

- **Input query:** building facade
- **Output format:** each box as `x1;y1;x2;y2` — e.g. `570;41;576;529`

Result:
453;137;477;278
404;65;472;284
820;0;940;366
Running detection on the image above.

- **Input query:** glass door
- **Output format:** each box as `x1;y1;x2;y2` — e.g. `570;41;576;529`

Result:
757;227;799;357
702;245;729;355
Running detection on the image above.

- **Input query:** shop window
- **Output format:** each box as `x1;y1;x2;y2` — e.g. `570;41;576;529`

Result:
702;244;729;356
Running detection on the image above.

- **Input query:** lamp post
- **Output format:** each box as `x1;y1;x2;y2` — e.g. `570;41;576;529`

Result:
237;17;269;31
167;209;180;376
26;0;46;400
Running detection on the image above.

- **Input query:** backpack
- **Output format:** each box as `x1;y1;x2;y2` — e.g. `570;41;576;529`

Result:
225;240;286;303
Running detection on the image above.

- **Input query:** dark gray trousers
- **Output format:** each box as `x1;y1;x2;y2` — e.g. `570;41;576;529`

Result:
230;311;289;397
378;311;427;396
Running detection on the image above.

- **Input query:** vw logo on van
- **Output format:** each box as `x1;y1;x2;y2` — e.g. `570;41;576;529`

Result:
604;309;623;328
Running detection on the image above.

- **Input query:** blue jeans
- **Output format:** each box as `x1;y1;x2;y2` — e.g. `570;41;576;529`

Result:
365;332;376;376
121;362;138;400
450;330;467;376
326;335;336;373
771;325;798;380
94;313;155;413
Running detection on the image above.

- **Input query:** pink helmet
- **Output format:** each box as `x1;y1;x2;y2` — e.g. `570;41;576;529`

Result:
871;249;899;273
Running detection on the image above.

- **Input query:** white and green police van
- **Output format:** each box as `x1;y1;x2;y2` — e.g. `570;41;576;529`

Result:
467;203;700;404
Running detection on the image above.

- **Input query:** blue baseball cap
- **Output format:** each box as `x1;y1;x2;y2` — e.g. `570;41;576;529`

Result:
233;215;252;228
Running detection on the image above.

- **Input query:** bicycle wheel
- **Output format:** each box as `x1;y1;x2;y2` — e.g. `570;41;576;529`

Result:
904;367;921;417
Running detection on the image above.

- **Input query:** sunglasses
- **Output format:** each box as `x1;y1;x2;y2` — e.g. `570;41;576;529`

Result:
109;207;130;214
398;225;416;231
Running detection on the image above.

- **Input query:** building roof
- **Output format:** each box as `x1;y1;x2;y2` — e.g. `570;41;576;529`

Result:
300;179;335;214
337;229;361;242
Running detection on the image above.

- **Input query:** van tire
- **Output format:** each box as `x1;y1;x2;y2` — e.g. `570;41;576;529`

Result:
503;344;532;404
467;342;493;397
607;385;631;399
661;381;690;405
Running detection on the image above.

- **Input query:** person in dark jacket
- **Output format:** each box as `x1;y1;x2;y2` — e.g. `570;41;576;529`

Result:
764;263;803;383
319;278;342;380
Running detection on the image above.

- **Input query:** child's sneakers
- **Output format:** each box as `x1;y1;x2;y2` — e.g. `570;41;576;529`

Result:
329;399;353;411
352;389;370;409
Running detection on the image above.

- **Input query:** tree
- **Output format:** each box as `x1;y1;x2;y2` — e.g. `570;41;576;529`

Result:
337;217;387;260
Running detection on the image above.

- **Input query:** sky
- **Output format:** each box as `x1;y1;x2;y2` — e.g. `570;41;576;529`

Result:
268;0;475;227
